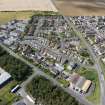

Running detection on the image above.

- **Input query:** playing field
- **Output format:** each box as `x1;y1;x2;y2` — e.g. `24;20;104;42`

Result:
0;0;57;12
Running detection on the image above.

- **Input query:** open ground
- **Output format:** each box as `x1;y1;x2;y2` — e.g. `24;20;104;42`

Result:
0;0;57;12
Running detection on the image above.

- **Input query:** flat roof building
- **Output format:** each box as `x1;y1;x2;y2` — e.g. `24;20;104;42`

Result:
70;73;92;94
0;67;11;86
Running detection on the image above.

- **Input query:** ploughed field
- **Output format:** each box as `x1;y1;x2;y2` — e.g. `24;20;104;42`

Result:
0;0;57;12
53;0;105;15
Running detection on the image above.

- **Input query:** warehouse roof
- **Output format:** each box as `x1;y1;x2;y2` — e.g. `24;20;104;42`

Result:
0;67;11;85
82;80;92;92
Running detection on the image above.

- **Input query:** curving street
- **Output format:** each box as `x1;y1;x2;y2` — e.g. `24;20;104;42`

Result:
64;17;105;105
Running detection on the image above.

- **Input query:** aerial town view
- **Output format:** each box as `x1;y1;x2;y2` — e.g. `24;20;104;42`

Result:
0;0;105;105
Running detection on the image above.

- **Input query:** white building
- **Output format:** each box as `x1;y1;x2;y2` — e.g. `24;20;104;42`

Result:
0;67;11;86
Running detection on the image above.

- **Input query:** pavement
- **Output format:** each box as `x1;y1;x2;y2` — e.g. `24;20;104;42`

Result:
18;89;35;105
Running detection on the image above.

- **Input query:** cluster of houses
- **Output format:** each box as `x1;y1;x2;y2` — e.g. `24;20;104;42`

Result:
0;16;93;95
18;15;92;67
0;19;28;49
15;16;92;94
70;16;105;56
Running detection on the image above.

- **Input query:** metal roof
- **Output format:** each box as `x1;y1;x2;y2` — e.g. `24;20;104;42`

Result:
0;67;11;85
82;80;92;92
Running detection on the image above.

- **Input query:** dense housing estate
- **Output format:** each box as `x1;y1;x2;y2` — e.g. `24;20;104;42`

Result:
0;16;93;95
0;14;98;105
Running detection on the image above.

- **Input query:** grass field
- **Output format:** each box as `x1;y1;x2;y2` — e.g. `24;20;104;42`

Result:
0;11;59;25
76;67;100;105
0;81;20;105
0;11;35;24
99;59;105;78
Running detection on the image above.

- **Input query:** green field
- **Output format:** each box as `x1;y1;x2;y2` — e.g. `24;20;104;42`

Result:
0;81;20;105
0;11;59;25
76;67;100;105
0;11;35;24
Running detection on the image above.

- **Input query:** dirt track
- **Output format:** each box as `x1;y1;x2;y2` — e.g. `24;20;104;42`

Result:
53;0;105;15
0;0;57;12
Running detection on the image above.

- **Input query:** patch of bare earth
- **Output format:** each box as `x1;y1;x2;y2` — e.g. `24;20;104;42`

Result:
53;0;105;15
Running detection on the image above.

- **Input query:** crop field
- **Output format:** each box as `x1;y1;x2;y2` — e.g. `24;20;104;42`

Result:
0;11;35;24
0;0;57;12
53;0;105;15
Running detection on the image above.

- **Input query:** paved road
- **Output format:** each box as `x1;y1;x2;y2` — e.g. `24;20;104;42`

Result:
18;88;35;105
21;72;37;88
0;43;93;105
64;17;105;105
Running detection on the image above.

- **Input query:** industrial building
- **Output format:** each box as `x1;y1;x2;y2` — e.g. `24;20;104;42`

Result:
70;73;92;94
0;67;11;87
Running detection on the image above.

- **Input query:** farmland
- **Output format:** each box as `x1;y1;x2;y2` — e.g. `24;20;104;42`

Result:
53;0;105;15
0;0;57;12
0;11;35;24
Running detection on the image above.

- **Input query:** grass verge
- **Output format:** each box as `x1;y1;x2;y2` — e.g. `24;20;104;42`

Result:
0;11;35;24
0;81;20;105
0;11;59;25
99;59;105;78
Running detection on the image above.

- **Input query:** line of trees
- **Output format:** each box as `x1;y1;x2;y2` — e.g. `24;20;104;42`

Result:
27;76;83;105
0;46;32;81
